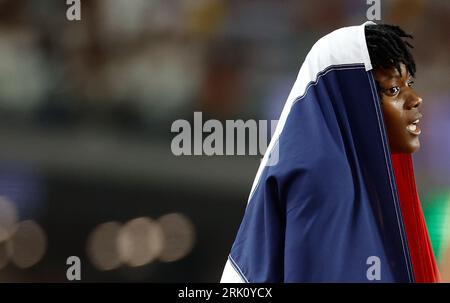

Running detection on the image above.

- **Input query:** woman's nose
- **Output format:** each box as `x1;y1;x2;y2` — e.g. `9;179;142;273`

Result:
406;91;423;109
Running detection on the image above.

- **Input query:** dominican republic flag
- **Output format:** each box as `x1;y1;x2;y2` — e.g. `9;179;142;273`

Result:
221;22;440;283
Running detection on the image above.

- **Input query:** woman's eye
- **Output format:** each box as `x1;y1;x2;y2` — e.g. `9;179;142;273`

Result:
385;86;400;96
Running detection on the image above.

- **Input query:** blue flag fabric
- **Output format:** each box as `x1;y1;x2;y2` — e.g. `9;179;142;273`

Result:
221;22;415;283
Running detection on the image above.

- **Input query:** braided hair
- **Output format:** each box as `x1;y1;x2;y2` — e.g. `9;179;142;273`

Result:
365;24;416;77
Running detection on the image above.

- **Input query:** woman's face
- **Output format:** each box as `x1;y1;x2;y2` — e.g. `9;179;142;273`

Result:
374;63;423;154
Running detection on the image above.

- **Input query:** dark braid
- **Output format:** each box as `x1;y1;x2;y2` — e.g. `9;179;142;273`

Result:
365;24;416;77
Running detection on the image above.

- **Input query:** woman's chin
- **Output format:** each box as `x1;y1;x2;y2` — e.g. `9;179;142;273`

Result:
390;138;420;154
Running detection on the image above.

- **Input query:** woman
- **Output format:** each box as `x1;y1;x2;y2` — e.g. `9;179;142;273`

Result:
221;22;440;282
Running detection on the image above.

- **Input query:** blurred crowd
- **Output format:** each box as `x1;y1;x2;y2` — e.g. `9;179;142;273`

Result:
0;0;446;126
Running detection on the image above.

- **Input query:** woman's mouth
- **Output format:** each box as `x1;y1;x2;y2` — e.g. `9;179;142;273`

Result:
406;119;421;135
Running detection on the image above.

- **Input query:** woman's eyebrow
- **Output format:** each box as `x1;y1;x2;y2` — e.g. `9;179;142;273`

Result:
385;72;411;81
381;75;400;84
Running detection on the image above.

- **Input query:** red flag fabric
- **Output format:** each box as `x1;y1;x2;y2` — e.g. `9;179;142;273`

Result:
392;153;441;283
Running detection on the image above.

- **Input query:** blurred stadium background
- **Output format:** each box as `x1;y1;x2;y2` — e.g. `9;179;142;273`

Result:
0;0;448;282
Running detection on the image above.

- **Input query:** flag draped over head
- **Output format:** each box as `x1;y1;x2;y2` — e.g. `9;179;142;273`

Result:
221;22;440;283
